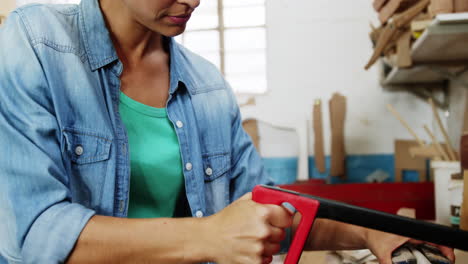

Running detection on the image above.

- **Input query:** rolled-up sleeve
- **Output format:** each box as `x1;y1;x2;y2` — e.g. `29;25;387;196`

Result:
226;84;272;202
0;11;95;263
224;83;291;254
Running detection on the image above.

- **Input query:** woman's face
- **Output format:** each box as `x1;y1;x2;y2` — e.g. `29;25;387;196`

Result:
121;0;200;36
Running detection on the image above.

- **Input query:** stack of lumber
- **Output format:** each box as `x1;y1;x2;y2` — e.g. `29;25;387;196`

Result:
365;0;468;70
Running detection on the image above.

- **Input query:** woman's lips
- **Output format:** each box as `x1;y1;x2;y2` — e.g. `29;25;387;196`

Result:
167;14;191;25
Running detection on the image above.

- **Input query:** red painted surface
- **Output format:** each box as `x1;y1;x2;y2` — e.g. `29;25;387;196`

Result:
279;180;435;220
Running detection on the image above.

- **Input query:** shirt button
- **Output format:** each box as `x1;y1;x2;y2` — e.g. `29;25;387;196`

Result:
74;145;84;156
185;162;192;171
176;120;184;128
195;210;204;218
205;167;213;176
119;200;125;212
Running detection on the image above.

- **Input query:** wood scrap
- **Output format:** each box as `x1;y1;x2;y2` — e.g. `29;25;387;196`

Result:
313;99;326;173
374;0;389;11
366;25;399;70
242;119;260;153
411;19;432;32
428;98;459;161
429;0;453;17
379;0;421;24
393;0;431;28
397;207;416;218
239;97;256;107
414;11;432;20
454;0;468;12
396;30;413;67
329;93;346;179
383;29;407;56
409;145;440;159
369;24;384;45
386;104;425;146
365;0;430;70
423;125;450;160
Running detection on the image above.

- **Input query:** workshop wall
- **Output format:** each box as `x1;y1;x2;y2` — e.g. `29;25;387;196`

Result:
447;72;468;151
241;0;443;183
0;0;448;183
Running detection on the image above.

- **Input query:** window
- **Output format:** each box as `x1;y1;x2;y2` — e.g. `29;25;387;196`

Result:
177;0;267;94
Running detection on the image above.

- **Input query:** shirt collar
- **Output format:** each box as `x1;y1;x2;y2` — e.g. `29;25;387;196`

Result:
79;0;118;71
78;0;196;95
168;38;196;95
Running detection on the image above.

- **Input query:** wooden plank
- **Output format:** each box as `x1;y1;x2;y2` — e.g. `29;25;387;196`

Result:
379;0;420;24
242;119;260;153
423;125;450;161
313;100;326;173
365;0;430;70
454;0;468;12
396;30;413;67
329;93;346;179
429;98;459;161
409;145;440;159
374;0;389;11
429;0;453;17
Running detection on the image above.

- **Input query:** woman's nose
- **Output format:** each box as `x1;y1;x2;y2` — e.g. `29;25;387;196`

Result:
178;0;200;10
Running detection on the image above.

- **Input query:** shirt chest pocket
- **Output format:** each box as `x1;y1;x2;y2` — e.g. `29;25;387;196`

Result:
202;152;231;182
63;128;112;164
62;128;113;207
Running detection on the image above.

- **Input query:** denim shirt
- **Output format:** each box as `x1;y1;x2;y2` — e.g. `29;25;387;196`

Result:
0;0;273;262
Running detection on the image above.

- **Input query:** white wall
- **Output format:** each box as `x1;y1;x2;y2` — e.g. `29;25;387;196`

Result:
241;0;440;158
1;0;451;158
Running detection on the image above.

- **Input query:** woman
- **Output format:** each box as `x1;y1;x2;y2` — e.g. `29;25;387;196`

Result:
0;0;455;263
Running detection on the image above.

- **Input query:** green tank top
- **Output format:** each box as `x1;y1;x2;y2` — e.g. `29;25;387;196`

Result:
119;92;184;218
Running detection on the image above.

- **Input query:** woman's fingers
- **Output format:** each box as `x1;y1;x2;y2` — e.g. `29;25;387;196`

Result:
262;242;281;256
264;204;294;228
268;226;286;243
261;256;273;264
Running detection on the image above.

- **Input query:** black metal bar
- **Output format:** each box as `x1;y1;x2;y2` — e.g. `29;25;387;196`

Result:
262;185;468;250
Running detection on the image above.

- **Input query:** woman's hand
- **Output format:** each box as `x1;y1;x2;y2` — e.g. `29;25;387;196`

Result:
203;192;293;264
365;229;455;264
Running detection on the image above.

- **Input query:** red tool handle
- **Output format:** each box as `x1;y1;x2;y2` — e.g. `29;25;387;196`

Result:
252;185;320;264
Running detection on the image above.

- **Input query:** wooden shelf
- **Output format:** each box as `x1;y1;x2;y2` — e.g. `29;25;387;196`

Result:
381;63;467;86
381;12;468;86
412;12;468;63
